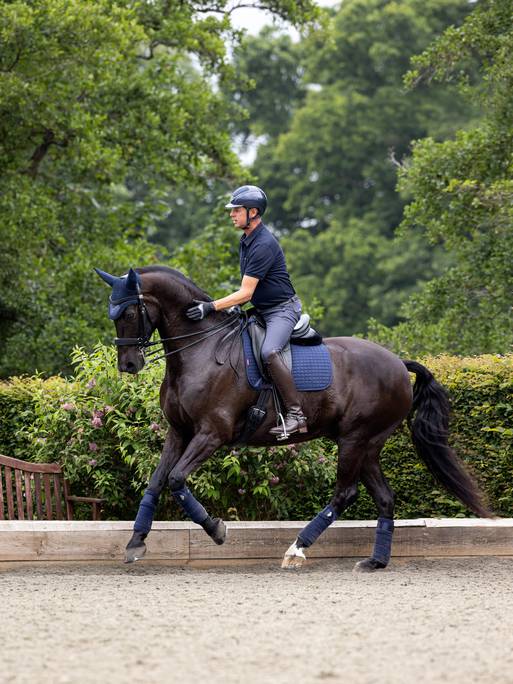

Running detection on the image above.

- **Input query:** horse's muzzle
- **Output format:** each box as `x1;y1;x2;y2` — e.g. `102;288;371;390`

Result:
118;349;145;374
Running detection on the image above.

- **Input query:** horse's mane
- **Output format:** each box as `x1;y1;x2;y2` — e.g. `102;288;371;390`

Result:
137;265;212;301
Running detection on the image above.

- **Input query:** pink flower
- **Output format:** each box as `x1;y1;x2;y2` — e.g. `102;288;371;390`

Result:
150;422;161;432
127;406;136;415
61;402;75;411
269;476;280;486
88;459;98;467
88;442;98;452
103;405;114;413
86;378;97;389
318;456;326;464
238;488;246;495
91;415;103;428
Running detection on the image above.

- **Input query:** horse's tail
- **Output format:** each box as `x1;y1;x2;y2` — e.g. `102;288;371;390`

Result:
404;360;492;518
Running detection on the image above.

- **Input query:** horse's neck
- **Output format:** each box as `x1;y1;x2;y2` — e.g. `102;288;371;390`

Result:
147;271;239;372
156;303;233;358
157;306;229;342
163;327;242;398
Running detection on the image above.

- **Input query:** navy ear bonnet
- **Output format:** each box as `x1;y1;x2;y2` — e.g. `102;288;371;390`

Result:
95;268;141;320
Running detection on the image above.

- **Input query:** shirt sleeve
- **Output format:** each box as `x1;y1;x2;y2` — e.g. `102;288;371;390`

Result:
244;245;275;279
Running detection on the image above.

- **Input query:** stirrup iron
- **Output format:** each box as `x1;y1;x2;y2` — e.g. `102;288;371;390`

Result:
276;412;289;441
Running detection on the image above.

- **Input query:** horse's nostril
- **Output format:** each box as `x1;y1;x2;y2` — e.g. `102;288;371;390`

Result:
119;361;138;374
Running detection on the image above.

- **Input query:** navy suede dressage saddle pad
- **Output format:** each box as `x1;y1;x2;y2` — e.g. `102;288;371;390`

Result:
241;329;333;392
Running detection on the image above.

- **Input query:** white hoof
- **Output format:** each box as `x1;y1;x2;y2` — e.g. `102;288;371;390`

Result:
281;541;306;569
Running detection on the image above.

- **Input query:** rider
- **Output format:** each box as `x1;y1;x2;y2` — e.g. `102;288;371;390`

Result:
186;185;307;437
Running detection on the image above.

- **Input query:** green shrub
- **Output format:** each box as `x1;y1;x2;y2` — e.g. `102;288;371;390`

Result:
0;347;512;520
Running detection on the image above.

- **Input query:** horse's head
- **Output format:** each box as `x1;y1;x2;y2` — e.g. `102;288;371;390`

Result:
95;267;157;374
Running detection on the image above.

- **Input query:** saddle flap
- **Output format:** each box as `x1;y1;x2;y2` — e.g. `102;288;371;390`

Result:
248;316;292;376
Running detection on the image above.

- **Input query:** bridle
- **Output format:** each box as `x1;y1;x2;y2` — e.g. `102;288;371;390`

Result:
113;285;154;349
113;283;241;365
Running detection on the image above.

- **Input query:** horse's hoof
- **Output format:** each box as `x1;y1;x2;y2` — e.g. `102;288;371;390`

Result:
281;541;306;569
124;544;147;564
211;518;227;545
353;557;387;573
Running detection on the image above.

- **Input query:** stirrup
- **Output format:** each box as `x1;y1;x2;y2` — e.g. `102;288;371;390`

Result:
270;412;308;440
275;412;288;441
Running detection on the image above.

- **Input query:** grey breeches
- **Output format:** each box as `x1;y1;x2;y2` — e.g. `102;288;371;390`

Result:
259;296;302;363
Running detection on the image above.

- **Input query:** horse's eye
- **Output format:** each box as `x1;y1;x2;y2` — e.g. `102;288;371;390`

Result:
124;311;136;321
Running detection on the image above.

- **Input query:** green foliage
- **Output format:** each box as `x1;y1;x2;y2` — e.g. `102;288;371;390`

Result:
0;0;317;377
1;347;513;520
283;217;445;337
236;0;476;338
374;0;513;355
254;0;475;232
227;26;308;141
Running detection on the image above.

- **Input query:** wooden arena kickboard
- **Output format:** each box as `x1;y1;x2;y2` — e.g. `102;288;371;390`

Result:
1;519;513;562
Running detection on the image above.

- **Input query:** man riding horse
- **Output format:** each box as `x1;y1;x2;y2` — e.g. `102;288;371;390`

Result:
186;185;307;438
96;186;491;569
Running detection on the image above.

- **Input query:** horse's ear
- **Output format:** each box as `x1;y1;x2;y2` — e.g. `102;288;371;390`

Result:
94;268;117;287
126;268;138;289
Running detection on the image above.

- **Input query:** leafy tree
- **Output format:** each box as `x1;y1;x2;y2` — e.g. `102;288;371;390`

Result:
370;0;513;355
228;25;308;142
242;0;476;335
283;216;446;337
0;0;316;376
255;0;476;233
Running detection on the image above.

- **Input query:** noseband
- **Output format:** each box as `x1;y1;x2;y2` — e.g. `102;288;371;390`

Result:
114;285;154;349
113;285;241;364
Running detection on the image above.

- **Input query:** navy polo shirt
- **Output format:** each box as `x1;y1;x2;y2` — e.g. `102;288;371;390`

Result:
239;222;296;309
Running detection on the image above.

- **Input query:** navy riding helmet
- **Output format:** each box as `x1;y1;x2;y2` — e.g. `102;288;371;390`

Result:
225;185;268;217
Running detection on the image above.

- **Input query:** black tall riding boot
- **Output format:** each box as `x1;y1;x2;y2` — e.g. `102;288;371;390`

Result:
265;351;307;438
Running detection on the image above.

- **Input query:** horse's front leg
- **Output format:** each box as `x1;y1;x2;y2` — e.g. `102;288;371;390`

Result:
125;427;184;563
168;429;227;545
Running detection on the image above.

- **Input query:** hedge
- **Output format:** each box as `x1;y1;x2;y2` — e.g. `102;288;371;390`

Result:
0;346;512;521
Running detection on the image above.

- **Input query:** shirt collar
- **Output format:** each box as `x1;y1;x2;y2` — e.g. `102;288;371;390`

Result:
240;221;265;247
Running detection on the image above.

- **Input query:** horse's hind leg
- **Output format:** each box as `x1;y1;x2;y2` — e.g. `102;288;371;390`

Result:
282;436;364;569
125;427;185;563
353;443;396;573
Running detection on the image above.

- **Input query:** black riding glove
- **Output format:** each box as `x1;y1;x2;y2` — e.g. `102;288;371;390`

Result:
186;299;216;321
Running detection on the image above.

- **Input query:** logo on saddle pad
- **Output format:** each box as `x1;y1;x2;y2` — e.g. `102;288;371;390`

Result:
95;268;142;320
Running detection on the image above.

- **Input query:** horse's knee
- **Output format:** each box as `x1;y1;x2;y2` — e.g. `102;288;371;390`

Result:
168;471;185;492
331;484;358;515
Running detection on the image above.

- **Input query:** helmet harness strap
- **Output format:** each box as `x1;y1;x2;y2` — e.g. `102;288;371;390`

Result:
244;206;258;228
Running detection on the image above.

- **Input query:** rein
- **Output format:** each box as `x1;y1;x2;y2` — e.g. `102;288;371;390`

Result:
114;285;242;365
144;314;241;364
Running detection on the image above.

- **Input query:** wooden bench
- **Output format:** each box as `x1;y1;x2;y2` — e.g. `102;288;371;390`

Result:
0;454;105;521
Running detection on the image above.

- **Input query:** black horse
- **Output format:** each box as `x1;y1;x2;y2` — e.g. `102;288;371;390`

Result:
96;266;491;571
